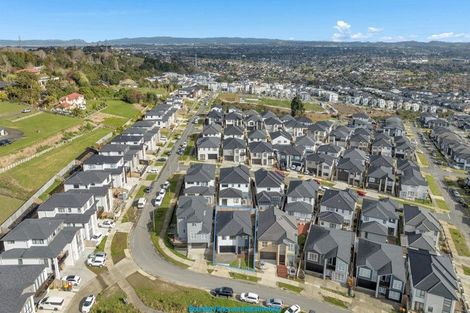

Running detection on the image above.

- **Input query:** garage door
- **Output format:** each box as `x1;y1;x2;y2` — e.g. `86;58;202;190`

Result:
219;246;236;253
260;252;276;260
208;154;218;160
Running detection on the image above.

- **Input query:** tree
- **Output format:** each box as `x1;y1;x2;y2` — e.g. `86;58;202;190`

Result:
6;72;41;105
290;95;304;117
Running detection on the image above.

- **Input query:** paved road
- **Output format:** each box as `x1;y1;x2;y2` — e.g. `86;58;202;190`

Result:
410;125;470;242
129;95;346;313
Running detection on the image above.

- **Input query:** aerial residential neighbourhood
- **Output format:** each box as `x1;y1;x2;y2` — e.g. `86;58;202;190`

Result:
0;1;470;313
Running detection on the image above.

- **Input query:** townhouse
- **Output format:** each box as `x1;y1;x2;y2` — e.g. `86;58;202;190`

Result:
403;204;441;252
196;136;221;161
359;198;399;243
222;137;247;163
304;152;337;179
254;168;285;210
218;165;251;208
284;179;319;222
176;196;213;250
318;188;358;230
248;141;275;166
215;210;253;255
184;163;216;205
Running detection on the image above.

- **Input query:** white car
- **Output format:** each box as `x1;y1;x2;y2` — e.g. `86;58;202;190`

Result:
286;304;301;313
87;256;106;267
159;188;166;196
99;220;115;229
155;194;163;206
163;181;170;189
81;295;96;313
63;275;81;286
38;296;64;311
240;292;259;304
148;167;159;173
265;298;283;308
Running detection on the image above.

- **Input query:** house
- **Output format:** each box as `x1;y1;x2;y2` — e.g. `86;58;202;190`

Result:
219;165;251;207
351;112;373;129
317;143;343;158
296;134;317;152
247;129;268;143
206;109;224;125
64;171;113;212
176;196;213;249
308;121;333;142
225;111;244;127
304;225;355;283
383;117;405;137
215;210;253;255
420;112;438;127
184;163;216;205
224;125;245;140
0;219;84;279
256;207;298;267
196;137;220;161
349;133;370;152
366;155;396;193
254;169;284;210
329;126;352;147
427;118;449;128
245;113;264;131
275;144;305;170
399;168;428;200
285;179;319;221
304;152;336;179
82;155;127;188
222;137;247;163
371;135;393;157
58;93;86;110
248;141;274;166
336;157;366;187
355;239;406;302
403;204;441;250
360;198;399;243
0;264;50;313
318;189;358;230
283;119;306;138
202;123;223;138
264;116;284;133
407;249;458;313
270;130;292;146
394;136;414;159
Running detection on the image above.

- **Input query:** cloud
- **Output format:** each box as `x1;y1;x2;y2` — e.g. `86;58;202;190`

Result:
368;27;383;33
380;35;406;42
332;20;382;41
428;32;470;41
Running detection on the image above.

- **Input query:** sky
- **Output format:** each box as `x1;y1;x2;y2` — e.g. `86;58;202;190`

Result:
1;0;469;42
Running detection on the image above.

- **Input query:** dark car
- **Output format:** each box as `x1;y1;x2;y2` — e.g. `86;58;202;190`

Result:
144;187;151;193
0;139;11;146
212;287;233;298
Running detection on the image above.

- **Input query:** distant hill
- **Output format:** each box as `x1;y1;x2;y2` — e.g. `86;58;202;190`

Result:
0;36;469;47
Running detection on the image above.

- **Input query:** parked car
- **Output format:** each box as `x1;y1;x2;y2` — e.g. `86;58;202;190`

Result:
87;256;106;267
452;190;461;197
0;139;12;146
38;296;65;311
99;220;115;229
163;181;170;189
63;275;81;286
159;188;166;196
212;287;233;298
81;295;96;313
286;304;301;313
265;298;283;308
155;194;163;206
148;167;159;173
240;292;259;304
356;190;367;197
144;187;151;193
137;197;147;209
88;252;107;261
21;108;31;113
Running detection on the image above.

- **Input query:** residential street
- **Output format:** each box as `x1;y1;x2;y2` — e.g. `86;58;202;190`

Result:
129;96;348;313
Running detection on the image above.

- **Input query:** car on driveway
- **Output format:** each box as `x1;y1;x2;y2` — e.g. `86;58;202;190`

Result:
155;194;164;206
87;256;106;267
38;296;64;311
265;298;283;308
88;252;107;261
81;295;96;313
212;287;233;298
240;292;259;304
286;304;301;313
148;167;159;173
63;275;81;286
99;220;115;229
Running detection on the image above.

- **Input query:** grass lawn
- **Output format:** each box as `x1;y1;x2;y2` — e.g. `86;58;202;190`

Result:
0;195;24;223
435;198;450;211
0;101;28;116
127;272;252;313
38;179;62;201
229;256;253;269
320;180;336;188
95;236;108;252
257;97;324;112
322;296;348;309
417;151;429;167
463;266;470;276
229;272;260;283
277;282;304;293
450;228;470;257
122;207;137;224
111;232;128;264
146;173;157;181
0;112;82;156
91;284;139;313
0;127;111;224
102;116;128;129
425;174;442;196
135;185;147;198
101;100;140;119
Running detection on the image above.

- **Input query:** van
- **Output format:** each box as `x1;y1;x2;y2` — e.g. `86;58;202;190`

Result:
38;296;65;311
137;197;146;209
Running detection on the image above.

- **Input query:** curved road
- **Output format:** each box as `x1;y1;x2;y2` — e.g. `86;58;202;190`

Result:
129;96;346;313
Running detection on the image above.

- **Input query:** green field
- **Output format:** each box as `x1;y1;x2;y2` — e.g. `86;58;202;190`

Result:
111;232;128;264
0;127;111;223
91;284;139;313
417;151;429;167
277;282;304;293
435;198;450;211
0;112;82;156
425;174;442;196
0;102;28;116
0;195;24;223
102;116;128;129
256;97;324;112
450;228;470;257
101;100;140;119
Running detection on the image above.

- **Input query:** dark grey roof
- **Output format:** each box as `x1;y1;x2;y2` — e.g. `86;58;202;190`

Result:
66;171;110;186
224;125;244;137
337;157;365;173
342;148;368;161
184;186;215;197
296;135;316;147
248;129;267;140
186;163;216;183
219;187;243;198
360;221;388;236
37;192;93;212
305;152;336;165
321;189;357;212
216;211;252;237
305;225;354;263
84;154;123;166
257;208;297;244
274;144;305;156
285;201;313;214
99;143;129;153
270;130;292;141
254;168;284;188
369;155;395;168
408;249;458;300
403;205;441;234
356;238;406;282
202;123;222;135
405;233;436;252
256;191;283;207
0;265;48;313
318;211;344;224
361;198;399;220
264;116;283;126
2;219;62;241
286;179;319;198
223;137;246;150
220;165;250;185
261;111;277;120
401;168;427;187
248;141;273;153
317;144;342;155
197;136;221;148
176;196;213;233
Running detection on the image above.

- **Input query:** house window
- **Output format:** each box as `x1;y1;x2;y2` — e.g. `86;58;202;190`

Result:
364;217;369;222
388;290;401;301
307;252;319;262
427;307;433;313
5;240;14;245
358;267;371;279
58;208;65;213
392;279;403;291
261;241;268;248
442;298;452;313
32;239;44;245
415;289;425;298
